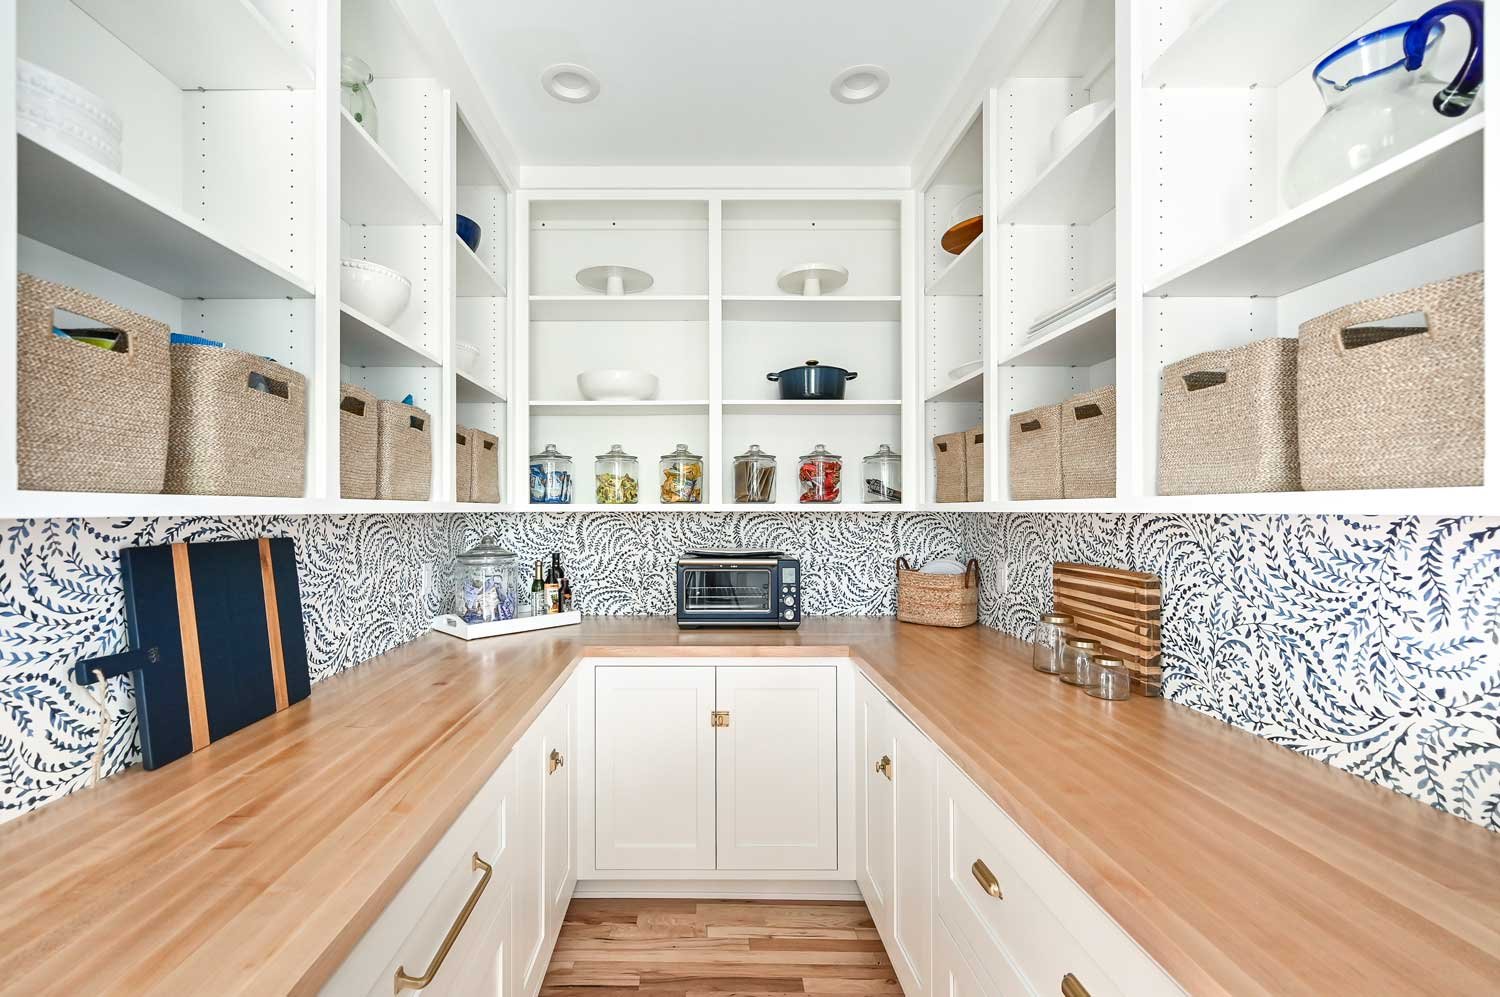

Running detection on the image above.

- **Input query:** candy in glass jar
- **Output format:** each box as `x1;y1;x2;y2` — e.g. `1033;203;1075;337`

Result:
733;443;777;503
594;444;639;504
862;443;902;503
453;544;519;623
798;443;842;503
659;443;703;504
529;443;573;504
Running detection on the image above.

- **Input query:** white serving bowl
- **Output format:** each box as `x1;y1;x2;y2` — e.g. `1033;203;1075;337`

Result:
340;259;412;326
577;369;659;401
1049;100;1111;162
17;59;123;173
456;341;481;376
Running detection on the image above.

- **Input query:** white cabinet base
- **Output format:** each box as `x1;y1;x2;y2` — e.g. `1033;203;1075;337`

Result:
574;878;863;901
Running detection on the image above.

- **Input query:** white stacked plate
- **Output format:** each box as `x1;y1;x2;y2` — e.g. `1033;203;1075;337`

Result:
1026;279;1116;340
17;59;123;173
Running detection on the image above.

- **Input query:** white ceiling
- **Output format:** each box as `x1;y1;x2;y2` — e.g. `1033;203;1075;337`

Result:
431;0;1003;168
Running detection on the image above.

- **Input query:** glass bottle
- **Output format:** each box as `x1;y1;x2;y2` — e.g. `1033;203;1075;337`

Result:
1059;637;1100;686
528;559;545;617
798;443;842;503
594;444;639;504
1030;613;1073;674
733;444;777;503
340;55;380;140
529;443;573;504
862;444;902;503
1087;656;1131;700
659;443;704;504
452;544;518;624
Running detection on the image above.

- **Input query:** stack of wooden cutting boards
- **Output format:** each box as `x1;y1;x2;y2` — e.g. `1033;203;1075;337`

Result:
1051;561;1162;695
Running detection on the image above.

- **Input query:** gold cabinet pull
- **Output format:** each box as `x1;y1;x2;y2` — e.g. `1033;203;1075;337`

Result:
394;852;493;993
548;748;564;774
971;858;1002;899
1061;973;1091;997
710;710;730;728
875;754;893;780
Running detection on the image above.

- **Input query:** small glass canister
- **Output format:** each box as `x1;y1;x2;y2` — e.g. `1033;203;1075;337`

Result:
529;443;573;504
1030;613;1074;674
453;544;519;623
733;444;776;503
862;444;902;503
659;443;704;503
340;56;380;139
798;443;842;503
1059;637;1100;686
1086;656;1132;700
594;444;639;504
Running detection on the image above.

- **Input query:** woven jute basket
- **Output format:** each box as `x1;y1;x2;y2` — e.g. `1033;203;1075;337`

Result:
17;274;171;492
1298;271;1483;490
375;399;432;500
896;557;979;628
339;383;377;499
455;426;474;502
933;431;967;502
1158;338;1299;495
1061;385;1116;498
470;429;500;502
1008;404;1063;500
164;345;306;496
964;425;984;501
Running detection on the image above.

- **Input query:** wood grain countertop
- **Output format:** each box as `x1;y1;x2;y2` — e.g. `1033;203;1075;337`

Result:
0;617;1495;995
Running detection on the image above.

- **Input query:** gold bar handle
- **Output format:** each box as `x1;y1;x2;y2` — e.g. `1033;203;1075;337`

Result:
971;858;1002;899
1061;973;1090;997
394;852;493;993
875;754;893;780
548;748;564;774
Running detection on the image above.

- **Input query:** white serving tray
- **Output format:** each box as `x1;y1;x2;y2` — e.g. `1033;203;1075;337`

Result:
432;610;582;640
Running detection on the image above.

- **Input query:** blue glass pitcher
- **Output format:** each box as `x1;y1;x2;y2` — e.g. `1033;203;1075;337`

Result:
1283;2;1484;206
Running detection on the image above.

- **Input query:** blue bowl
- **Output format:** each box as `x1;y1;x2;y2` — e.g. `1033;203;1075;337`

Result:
456;214;482;253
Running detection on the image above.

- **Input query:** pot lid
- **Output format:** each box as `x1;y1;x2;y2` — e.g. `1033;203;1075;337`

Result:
457;542;516;562
661;442;702;460
800;442;841;461
735;443;776;461
595;443;637;461
530;442;570;461
864;443;900;462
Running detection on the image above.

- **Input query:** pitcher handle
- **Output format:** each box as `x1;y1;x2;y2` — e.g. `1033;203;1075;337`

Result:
1405;1;1484;117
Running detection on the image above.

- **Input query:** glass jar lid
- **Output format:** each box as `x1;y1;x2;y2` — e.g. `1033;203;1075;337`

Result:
531;442;570;461
1040;613;1073;625
864;443;900;463
661;442;701;460
456;542;517;564
735;443;775;461
800;443;841;461
1094;656;1126;667
595;443;636;461
1066;637;1101;650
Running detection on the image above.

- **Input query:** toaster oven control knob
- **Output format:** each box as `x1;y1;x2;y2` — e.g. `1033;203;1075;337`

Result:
783;609;795;620
783;595;795;607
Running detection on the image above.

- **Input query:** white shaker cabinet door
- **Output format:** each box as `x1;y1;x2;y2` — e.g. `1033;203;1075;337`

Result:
856;676;895;928
542;683;575;934
715;665;838;870
512;706;547;996
595;666;718;870
890;705;937;997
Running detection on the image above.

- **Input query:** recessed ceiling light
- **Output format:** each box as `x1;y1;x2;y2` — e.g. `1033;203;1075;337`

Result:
542;63;600;104
830;65;889;104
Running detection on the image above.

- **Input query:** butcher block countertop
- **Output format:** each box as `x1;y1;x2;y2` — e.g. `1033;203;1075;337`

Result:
1;618;1497;995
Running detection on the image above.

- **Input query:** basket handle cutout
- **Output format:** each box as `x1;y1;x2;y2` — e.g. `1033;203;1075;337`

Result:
1182;370;1227;391
1340;311;1429;351
339;395;366;416
1073;403;1103;420
456;432;469;446
53;307;129;354
247;372;289;399
409;415;426;432
1019;419;1043;432
482;439;496;451
972;432;984;444
936;441;950;452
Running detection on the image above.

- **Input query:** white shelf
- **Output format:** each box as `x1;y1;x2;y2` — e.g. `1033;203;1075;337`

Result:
0;492;528;518
16;131;313;299
72;0;312;90
1146;0;1394;87
457;371;506;404
529;296;710;321
456;236;505;297
926;368;984;403
1001;301;1116;367
722;296;902;322
722;399;902;416
339;305;441;367
1149;117;1485;298
340;109;438;226
927;234;982;295
997;104;1115;225
529;400;709;416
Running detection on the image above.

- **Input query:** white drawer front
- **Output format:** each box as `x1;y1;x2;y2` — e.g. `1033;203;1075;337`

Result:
934;912;1029;996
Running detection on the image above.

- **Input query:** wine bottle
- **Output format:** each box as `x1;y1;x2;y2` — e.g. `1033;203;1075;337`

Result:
544;553;561;614
529;560;546;617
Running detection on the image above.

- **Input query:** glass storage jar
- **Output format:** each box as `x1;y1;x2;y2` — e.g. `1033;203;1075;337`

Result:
529;443;573;504
594;444;639;504
453;544;519;624
659;443;704;503
862;444;902;503
798;443;842;503
1059;637;1100;686
1086;655;1131;700
340;56;380;139
1031;613;1074;674
733;444;777;503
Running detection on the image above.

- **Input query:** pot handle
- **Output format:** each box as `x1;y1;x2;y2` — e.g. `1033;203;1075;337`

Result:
845;371;859;381
766;372;780;382
1405;1;1484;117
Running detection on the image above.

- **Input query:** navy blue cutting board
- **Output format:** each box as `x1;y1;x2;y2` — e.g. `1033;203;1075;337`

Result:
80;537;310;770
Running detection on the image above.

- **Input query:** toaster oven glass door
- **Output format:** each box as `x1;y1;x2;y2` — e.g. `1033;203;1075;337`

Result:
681;567;774;615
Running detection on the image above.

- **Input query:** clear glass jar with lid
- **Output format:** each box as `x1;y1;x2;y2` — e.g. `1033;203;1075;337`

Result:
594;444;639;504
798;443;842;503
659;443;704;503
733;444;777;503
1086;656;1131;700
862;444;902;503
453;543;520;623
1059;637;1100;686
529;443;573;504
1031;613;1073;674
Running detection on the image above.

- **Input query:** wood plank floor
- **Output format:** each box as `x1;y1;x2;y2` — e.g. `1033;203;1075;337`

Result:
540;898;903;995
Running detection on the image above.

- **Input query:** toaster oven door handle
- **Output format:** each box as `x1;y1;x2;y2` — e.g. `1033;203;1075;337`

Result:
678;558;781;566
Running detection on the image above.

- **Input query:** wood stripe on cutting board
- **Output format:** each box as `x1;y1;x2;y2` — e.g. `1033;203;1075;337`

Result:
259;537;289;711
170;542;210;751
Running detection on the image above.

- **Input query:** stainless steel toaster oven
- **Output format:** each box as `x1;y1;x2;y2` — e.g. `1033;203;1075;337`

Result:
675;550;801;628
